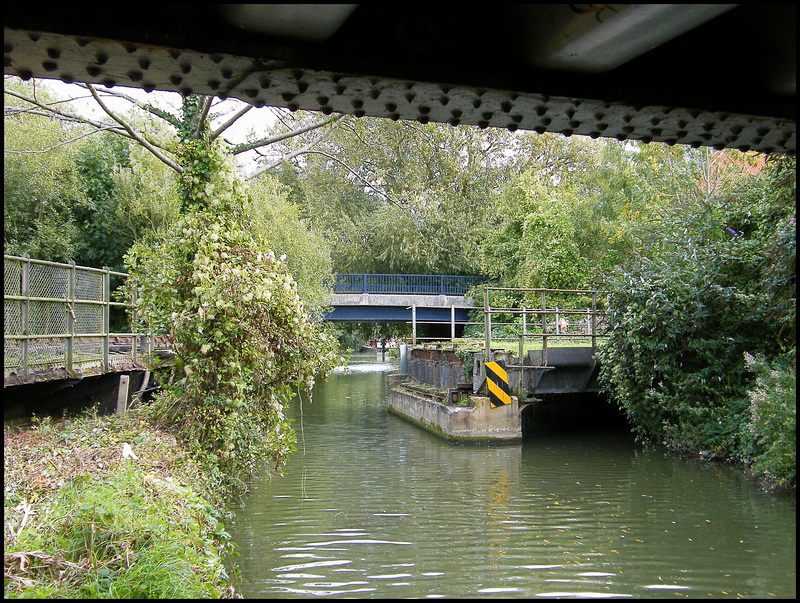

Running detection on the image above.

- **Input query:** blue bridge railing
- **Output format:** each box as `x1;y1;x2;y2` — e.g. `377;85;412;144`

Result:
333;274;487;296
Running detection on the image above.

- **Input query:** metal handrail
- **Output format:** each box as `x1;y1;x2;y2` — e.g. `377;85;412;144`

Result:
3;254;156;384
482;285;608;359
333;273;487;296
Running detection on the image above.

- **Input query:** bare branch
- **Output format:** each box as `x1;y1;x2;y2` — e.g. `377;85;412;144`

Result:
209;103;252;142
232;114;345;156
72;82;182;128
246;119;340;177
85;83;183;173
4;124;124;154
4;104;127;134
4;87;131;136
253;144;407;212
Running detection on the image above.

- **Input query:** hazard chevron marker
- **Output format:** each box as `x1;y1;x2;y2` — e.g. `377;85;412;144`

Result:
485;360;511;408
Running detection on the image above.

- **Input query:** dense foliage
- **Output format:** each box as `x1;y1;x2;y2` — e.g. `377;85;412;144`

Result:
598;156;795;486
4;80;179;271
246;176;335;318
125;126;339;498
272;116;536;275
4;80;89;261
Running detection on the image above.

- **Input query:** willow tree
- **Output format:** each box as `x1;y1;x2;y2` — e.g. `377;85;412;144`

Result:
5;79;342;495
258;116;541;275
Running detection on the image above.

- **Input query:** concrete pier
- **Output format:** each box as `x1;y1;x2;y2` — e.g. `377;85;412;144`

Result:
387;374;521;442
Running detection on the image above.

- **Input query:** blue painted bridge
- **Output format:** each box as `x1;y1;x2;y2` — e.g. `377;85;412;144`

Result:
325;274;486;323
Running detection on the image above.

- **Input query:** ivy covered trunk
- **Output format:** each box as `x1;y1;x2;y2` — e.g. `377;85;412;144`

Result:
124;95;339;498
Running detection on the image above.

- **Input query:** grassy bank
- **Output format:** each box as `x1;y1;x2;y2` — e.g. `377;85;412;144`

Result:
4;407;237;598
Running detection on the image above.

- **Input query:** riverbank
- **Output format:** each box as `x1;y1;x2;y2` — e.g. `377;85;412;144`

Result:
3;407;238;598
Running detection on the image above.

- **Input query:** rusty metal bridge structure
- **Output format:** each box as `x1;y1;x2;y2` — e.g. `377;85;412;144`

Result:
4;258;607;387
4;256;608;421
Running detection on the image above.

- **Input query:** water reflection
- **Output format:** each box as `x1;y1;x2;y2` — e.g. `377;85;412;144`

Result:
231;353;796;598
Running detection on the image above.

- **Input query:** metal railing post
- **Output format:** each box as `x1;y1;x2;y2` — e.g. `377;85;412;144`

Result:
66;261;75;376
541;290;547;334
412;304;417;345
103;266;110;373
519;333;525;398
363;273;368;294
522;307;527;338
592;289;597;354
484;284;490;360
20;256;30;382
131;286;138;364
541;290;548;366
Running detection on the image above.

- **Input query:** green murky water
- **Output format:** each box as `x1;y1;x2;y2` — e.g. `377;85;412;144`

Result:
230;353;796;598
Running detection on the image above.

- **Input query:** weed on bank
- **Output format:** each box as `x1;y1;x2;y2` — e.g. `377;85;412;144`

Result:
4;407;237;598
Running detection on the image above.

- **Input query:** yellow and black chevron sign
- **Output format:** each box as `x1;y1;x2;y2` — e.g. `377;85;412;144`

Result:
485;360;511;408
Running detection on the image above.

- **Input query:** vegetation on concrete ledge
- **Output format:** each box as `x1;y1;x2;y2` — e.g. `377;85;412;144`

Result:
4;407;237;598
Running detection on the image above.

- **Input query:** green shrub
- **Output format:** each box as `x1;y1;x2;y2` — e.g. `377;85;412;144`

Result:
743;352;796;487
598;155;795;486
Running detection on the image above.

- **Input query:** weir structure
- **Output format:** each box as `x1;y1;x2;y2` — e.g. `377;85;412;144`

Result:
386;285;610;442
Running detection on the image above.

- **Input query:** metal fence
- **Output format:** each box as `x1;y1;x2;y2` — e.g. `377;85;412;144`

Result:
4;255;145;385
333;273;487;296
480;286;609;358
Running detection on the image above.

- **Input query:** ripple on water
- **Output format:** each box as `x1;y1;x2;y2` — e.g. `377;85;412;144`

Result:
271;559;352;572
232;357;797;600
303;539;412;547
274;586;376;596
333;363;397;374
478;587;522;594
535;593;633;599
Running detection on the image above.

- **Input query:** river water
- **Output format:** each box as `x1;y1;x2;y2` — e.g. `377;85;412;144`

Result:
230;353;796;599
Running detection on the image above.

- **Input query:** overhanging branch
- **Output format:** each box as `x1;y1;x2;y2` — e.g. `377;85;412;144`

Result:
210;103;252;143
85;83;183;173
232;114;344;156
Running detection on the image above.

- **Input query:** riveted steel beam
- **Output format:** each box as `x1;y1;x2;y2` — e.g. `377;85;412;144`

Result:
3;5;795;154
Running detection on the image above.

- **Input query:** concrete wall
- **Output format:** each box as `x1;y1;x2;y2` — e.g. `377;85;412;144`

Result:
387;374;521;442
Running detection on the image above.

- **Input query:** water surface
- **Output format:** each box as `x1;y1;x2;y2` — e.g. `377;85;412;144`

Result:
231;353;796;598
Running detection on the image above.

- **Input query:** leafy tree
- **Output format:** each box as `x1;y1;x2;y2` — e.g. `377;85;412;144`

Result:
598;154;795;486
72;132;133;271
482;169;592;291
5;79;180;270
4;78;88;260
272;117;531;275
246;176;334;318
121;96;340;497
6;78;344;493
